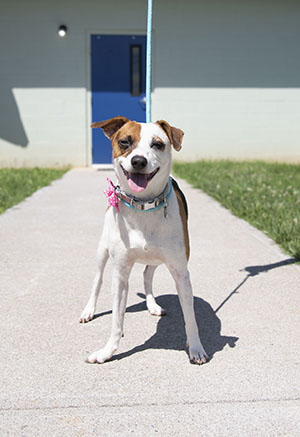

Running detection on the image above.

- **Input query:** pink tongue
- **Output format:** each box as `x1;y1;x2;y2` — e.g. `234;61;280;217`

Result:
127;173;148;193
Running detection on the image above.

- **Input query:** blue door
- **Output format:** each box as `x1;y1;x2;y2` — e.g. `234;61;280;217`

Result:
91;35;146;164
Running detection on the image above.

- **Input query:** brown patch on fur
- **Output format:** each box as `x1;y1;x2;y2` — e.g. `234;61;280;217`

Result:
173;180;190;260
153;135;164;143
91;116;130;138
111;121;141;158
91;116;141;159
155;120;184;151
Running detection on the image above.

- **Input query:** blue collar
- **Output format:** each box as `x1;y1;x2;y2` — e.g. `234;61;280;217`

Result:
115;177;173;213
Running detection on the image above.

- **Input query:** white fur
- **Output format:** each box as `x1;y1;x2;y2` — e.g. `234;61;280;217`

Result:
80;122;208;365
115;123;172;200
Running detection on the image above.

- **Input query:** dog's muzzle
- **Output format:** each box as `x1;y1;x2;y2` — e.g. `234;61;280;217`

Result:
120;164;159;193
131;155;147;171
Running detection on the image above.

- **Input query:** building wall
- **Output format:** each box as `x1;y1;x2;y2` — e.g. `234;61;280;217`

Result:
152;0;300;162
0;0;299;167
0;0;147;167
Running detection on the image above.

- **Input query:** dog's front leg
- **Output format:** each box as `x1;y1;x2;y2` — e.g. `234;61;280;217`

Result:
86;264;132;364
80;231;109;323
167;263;208;365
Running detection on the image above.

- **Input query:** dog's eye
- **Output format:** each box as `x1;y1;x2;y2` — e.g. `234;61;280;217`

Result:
119;138;131;150
151;141;165;151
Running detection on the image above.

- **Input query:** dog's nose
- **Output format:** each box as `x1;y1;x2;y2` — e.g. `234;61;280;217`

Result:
131;155;147;171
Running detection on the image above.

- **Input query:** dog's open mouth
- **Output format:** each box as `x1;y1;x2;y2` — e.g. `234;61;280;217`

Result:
121;166;159;193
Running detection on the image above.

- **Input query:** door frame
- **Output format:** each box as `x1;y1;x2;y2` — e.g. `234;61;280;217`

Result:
85;29;148;168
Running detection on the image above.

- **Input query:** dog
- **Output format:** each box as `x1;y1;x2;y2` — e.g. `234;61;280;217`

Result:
80;116;208;365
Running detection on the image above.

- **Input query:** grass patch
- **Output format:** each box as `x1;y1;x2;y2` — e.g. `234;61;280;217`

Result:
0;168;69;214
173;161;300;260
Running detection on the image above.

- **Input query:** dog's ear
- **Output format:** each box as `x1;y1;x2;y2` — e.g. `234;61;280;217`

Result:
156;120;184;151
91;116;130;139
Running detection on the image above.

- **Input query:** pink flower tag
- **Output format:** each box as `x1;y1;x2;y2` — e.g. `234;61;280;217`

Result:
104;178;119;212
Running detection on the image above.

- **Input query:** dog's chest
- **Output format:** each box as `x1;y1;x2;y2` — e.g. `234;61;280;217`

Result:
115;201;177;264
125;214;167;259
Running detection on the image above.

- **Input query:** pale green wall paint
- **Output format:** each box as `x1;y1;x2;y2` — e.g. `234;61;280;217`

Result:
0;0;299;166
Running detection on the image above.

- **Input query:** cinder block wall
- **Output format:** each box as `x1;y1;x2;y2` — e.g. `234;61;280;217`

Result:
152;0;300;162
0;0;299;167
0;0;146;167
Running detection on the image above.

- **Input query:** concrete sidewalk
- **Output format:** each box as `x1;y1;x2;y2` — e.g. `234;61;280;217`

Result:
0;168;299;436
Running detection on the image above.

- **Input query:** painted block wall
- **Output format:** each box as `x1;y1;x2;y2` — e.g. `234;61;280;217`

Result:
0;0;147;167
0;0;299;167
152;1;300;162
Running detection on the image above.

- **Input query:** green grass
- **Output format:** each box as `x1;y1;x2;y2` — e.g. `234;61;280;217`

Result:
173;161;300;260
0;168;69;214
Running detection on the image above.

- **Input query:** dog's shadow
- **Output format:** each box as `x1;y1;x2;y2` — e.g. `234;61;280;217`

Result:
91;258;297;362
94;293;238;362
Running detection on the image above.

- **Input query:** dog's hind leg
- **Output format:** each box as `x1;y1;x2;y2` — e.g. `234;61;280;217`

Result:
143;265;166;316
79;244;109;323
86;263;132;364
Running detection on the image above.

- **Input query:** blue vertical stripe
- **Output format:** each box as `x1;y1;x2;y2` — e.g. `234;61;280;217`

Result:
146;0;153;123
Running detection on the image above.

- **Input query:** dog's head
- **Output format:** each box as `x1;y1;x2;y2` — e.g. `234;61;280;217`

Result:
92;116;184;198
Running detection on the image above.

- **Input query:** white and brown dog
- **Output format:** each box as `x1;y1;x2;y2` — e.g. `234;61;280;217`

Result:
80;116;208;365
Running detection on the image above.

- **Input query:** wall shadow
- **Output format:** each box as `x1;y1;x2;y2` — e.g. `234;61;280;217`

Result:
154;1;300;88
0;87;28;147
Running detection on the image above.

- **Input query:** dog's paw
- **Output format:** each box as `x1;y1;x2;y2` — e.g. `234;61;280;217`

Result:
148;303;166;317
79;306;95;323
146;297;166;316
188;344;208;365
85;347;114;364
